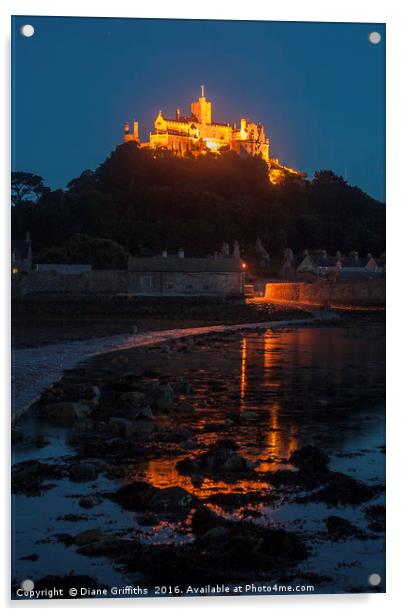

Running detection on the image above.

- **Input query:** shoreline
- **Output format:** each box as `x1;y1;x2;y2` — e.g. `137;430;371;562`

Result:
11;302;314;423
12;311;329;424
12;299;311;349
12;304;386;424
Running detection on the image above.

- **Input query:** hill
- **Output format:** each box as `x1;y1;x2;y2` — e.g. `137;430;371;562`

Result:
11;142;385;260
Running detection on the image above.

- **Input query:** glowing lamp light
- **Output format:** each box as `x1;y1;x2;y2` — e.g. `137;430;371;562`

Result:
242;262;247;269
204;139;220;151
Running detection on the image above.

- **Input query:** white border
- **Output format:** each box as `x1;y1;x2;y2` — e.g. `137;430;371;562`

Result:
2;1;401;613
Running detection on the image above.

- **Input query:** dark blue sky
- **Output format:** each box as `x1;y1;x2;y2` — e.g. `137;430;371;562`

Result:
12;16;385;200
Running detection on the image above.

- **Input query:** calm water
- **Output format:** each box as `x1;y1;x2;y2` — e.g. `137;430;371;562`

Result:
12;316;315;419
12;323;385;595
129;327;385;491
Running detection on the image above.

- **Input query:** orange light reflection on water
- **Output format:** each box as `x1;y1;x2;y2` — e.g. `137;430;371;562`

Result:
126;331;303;496
240;337;247;410
137;458;268;500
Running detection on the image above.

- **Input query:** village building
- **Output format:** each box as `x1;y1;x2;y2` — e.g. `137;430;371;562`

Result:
13;246;246;298
295;250;384;279
255;237;271;269
11;233;32;274
339;252;384;279
297;250;342;276
124;86;305;185
127;249;245;296
279;248;297;279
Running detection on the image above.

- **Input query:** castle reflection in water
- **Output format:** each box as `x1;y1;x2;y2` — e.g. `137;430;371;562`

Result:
127;326;385;499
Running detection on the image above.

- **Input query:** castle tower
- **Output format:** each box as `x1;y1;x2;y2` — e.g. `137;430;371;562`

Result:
123;119;140;143
240;118;247;139
191;85;212;124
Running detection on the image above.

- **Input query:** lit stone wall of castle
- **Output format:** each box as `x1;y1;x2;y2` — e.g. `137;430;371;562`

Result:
123;86;304;184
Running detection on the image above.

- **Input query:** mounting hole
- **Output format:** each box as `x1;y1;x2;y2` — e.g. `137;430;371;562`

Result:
368;573;381;586
21;579;34;592
20;24;35;38
368;31;381;45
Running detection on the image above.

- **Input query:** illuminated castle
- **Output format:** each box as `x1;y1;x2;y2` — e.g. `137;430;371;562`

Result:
123;86;304;184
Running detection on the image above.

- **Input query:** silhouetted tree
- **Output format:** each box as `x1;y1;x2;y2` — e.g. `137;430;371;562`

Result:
11;172;47;206
36;233;130;270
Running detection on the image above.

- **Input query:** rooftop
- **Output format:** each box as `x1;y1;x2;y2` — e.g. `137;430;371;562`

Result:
128;255;243;273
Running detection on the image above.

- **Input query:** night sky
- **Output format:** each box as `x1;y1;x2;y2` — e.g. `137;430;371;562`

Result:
12;16;385;200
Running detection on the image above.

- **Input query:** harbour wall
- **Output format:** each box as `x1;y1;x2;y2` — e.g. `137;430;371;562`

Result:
12;269;244;299
264;280;385;308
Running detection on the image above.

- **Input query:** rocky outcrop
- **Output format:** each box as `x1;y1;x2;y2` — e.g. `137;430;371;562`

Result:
177;439;256;481
110;481;196;519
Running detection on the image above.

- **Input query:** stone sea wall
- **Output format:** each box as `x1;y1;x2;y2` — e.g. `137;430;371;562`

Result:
264;279;385;308
12;269;244;299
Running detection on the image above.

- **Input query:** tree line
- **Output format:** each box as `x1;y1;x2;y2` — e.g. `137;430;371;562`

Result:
11;142;385;268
